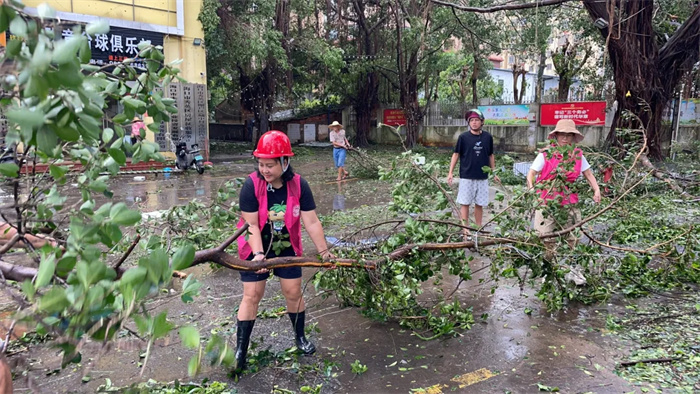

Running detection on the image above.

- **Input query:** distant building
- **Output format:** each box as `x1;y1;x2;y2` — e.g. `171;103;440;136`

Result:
15;0;209;158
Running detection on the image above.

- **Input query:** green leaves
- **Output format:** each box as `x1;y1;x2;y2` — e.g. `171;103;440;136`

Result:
0;163;19;178
9;15;27;38
181;275;202;303
38;287;70;313
6;108;45;130
86;20;109;36
52;35;83;65
0;5;17;33
37;127;59;156
179;325;200;349
110;203;142;226
0;0;202;379
35;253;56;288
172;244;195;271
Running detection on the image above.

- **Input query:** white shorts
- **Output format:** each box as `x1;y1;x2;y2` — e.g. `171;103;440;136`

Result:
457;179;489;207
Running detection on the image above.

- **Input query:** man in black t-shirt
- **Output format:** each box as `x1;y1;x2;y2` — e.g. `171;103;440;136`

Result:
447;109;499;238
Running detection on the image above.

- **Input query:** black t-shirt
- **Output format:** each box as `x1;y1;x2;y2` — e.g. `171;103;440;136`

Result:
454;130;494;180
239;174;316;258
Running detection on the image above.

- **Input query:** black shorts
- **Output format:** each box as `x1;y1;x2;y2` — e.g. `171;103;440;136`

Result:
240;266;302;282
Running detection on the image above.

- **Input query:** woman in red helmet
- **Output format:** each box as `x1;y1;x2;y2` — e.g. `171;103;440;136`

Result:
234;130;333;373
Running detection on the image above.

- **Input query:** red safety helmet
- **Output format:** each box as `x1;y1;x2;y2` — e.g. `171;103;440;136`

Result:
253;130;295;159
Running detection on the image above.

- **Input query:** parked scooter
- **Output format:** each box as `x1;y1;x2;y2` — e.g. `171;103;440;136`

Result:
0;144;18;165
175;141;205;174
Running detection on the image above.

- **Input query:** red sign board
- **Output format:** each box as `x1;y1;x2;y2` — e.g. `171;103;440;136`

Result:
540;102;606;126
383;109;407;126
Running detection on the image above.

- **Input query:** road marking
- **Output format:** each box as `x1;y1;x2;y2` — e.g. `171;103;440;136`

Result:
411;384;448;394
451;368;496;388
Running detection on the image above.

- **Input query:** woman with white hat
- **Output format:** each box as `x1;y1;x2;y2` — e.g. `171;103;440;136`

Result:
328;121;351;181
526;119;601;281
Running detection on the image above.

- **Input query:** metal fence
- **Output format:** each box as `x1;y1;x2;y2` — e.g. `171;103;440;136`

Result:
423;102;470;126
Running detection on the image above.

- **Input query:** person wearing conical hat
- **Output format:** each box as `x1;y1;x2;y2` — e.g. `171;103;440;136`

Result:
328;121;351;181
526;119;601;285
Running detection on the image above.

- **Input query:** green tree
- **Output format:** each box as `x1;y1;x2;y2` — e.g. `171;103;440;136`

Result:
198;0;291;141
582;0;700;159
387;0;456;148
323;0;388;147
0;1;214;376
199;0;342;142
434;52;502;103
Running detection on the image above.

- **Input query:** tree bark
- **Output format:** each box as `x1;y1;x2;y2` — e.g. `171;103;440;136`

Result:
349;0;380;148
470;56;479;106
393;0;430;149
582;0;700;159
557;76;570;102
535;48;546;104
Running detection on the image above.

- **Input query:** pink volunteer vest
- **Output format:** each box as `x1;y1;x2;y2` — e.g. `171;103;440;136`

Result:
535;146;583;206
237;172;303;258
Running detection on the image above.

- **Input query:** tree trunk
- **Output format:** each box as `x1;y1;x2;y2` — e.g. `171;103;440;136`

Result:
470;57;479;106
348;0;380;148
355;103;372;147
401;70;421;148
519;70;527;103
512;65;520;104
535;48;546;103
582;0;700;160
557;76;571;102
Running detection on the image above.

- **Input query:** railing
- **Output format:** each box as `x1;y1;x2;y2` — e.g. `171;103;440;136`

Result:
423;102;470;126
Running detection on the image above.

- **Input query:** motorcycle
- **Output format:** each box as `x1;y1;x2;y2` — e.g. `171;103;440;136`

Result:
0;144;18;165
175;141;205;174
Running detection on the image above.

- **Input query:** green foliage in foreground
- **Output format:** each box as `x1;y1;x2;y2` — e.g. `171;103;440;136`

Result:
609;298;700;393
98;378;235;393
0;1;225;377
313;141;699;340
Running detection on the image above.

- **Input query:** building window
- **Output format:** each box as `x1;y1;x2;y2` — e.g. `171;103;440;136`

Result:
508;56;515;64
547;63;553;71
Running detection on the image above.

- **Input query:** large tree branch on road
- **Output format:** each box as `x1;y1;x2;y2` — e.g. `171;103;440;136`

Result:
0;260;38;282
431;0;573;13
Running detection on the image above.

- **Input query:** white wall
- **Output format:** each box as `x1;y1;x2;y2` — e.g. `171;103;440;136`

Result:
488;68;578;104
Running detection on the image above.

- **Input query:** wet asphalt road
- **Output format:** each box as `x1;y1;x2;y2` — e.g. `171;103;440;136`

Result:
7;153;636;393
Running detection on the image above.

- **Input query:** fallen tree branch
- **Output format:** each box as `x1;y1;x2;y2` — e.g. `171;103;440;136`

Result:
217;223;249;252
618;357;683;367
542;171;651;240
0;260;41;282
113;234;141;270
0;234;21;255
582;226;693;255
431;0;574;13
192;251;371;271
639;153;691;197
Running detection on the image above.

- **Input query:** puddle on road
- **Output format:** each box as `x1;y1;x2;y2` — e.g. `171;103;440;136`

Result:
107;161;391;217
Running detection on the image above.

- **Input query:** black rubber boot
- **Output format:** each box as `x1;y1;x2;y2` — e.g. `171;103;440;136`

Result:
234;319;255;372
288;311;316;355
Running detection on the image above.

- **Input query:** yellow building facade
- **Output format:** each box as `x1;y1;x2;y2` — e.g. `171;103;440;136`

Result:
21;0;209;158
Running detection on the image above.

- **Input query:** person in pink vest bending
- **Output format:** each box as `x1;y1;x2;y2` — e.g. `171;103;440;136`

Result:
526;119;601;283
235;130;333;373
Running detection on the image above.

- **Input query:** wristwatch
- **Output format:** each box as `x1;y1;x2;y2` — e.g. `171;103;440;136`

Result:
253;251;265;256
